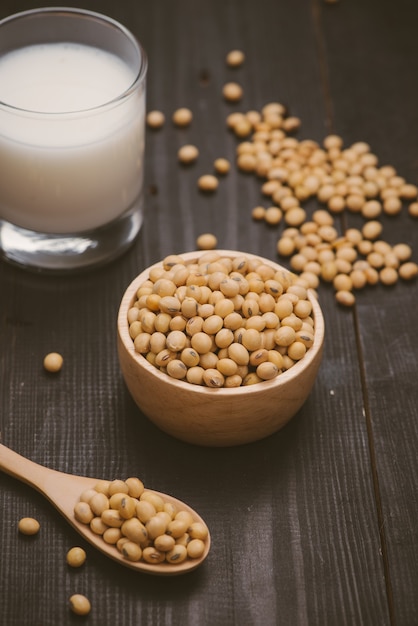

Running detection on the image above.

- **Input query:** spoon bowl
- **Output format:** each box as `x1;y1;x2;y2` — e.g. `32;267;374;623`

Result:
0;443;210;575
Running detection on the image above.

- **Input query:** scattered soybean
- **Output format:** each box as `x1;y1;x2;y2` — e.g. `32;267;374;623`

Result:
69;594;91;616
226;49;245;67
66;547;87;568
146;110;165;129
18;517;40;536
43;352;63;373
172;107;193;127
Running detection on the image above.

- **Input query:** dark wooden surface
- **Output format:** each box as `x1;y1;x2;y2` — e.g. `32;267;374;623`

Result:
1;1;417;624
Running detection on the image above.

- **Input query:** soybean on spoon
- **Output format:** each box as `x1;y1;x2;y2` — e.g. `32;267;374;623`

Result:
0;443;210;575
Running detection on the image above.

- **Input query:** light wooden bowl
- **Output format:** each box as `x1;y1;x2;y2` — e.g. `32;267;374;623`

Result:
117;251;325;447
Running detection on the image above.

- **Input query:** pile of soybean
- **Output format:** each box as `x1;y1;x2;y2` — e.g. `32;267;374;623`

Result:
128;252;315;387
74;477;208;565
230;105;418;305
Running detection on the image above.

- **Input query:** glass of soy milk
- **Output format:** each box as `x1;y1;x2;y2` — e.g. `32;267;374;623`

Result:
0;8;147;271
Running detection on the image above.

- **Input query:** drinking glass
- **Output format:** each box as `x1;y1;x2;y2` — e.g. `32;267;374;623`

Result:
0;7;147;271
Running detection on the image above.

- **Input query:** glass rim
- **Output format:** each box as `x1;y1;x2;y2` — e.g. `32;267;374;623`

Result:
0;6;148;115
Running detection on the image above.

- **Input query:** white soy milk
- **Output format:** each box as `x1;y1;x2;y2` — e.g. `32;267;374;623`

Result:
0;43;145;233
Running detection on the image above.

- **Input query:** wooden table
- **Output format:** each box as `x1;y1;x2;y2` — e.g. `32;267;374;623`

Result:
1;1;417;624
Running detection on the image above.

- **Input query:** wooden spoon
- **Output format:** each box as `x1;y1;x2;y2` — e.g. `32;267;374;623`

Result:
0;443;210;575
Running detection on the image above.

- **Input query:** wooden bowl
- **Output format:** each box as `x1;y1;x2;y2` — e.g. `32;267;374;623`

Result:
117;250;325;447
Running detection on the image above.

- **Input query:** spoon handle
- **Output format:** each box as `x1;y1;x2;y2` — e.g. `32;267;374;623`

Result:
0;443;47;488
0;443;89;514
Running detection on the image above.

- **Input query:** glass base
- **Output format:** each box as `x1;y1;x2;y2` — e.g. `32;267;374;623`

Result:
0;201;143;272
